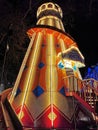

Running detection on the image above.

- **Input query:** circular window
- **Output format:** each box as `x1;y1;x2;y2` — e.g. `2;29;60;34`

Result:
42;4;45;10
48;3;53;8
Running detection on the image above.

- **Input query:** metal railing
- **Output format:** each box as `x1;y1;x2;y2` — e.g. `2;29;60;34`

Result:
63;75;98;109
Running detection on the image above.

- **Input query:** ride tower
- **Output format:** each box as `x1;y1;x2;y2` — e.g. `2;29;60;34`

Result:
0;2;98;130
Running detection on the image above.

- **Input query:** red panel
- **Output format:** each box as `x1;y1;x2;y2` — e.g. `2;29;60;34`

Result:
35;106;52;128
15;105;34;128
53;106;71;128
36;105;72;129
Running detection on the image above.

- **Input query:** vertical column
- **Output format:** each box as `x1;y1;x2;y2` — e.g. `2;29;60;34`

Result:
22;32;43;92
59;38;67;77
46;34;57;91
59;38;67;51
46;33;57;127
18;32;43;119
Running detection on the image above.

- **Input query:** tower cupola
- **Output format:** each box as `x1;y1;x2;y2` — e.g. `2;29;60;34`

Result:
36;2;65;31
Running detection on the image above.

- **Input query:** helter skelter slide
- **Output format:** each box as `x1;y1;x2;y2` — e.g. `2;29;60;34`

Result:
0;2;98;130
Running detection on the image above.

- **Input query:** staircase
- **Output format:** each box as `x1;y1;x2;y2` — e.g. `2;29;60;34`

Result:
63;76;98;114
81;78;98;110
82;87;97;109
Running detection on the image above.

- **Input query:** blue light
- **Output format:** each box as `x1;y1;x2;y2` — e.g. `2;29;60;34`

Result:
84;64;98;80
73;65;77;71
58;61;64;69
33;85;44;97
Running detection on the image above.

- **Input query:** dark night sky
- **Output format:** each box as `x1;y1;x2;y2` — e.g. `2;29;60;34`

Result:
0;0;98;81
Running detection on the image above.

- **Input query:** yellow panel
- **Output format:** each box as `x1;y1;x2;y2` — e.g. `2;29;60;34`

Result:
25;92;50;119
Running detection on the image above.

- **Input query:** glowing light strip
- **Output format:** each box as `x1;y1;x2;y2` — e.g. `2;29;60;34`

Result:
9;32;36;103
19;32;42;119
49;35;54;127
37;16;60;24
58;46;84;59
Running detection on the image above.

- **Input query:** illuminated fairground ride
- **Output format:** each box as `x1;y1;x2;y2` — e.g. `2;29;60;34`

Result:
0;2;98;130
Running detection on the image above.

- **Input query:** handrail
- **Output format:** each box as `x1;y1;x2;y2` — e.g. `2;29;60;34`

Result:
63;75;98;109
82;78;98;94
